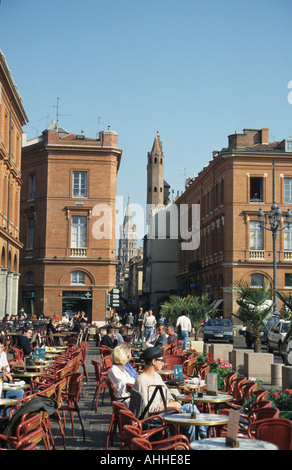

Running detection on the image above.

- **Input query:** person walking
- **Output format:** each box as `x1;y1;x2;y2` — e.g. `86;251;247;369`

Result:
143;310;157;342
176;310;192;350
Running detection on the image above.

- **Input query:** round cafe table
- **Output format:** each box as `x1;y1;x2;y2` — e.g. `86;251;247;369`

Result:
3;382;30;392
11;372;44;383
190;437;278;451
158;369;174;381
163;412;229;439
0;398;18;406
177;393;234;413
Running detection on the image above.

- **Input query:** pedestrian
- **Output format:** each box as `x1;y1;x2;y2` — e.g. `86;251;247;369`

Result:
126;312;134;327
136;307;144;340
176;310;192;350
143;310;157;341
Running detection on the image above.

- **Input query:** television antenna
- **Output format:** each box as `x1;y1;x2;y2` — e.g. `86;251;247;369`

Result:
53;97;70;125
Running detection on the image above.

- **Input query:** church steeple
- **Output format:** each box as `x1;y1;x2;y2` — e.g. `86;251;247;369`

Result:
147;131;165;206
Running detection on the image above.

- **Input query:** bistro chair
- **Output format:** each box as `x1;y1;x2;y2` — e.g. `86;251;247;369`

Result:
247;417;292;450
105;400;128;450
91;360;109;411
131;435;190;451
118;408;177;449
59;373;85;441
123;424;190;450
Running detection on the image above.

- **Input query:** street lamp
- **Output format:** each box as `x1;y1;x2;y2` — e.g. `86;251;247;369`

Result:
258;203;292;315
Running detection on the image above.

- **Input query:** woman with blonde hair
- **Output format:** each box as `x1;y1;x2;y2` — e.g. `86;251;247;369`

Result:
107;343;136;405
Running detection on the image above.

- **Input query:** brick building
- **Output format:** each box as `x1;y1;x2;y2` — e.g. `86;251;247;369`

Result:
0;51;28;316
19;121;122;323
176;128;292;317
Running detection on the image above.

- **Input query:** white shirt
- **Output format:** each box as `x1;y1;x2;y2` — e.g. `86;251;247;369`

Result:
0;350;10;372
176;315;192;332
108;364;135;405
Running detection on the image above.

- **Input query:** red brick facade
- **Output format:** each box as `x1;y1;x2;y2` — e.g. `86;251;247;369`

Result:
19;122;122;323
177;128;292;317
0;51;28;316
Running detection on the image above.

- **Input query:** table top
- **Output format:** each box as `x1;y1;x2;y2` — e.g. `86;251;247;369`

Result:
158;369;174;375
11;372;44;378
25;364;48;370
0;397;18;406
3;382;30;391
163;412;229;426
177;393;234;404
190;437;279;451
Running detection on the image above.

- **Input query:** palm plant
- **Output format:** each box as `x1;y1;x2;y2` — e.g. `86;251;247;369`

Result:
186;294;218;340
275;287;292;352
232;280;274;352
160;294;218;340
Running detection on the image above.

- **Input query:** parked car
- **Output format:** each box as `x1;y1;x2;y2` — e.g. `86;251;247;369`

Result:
203;318;234;343
241;316;277;349
282;339;292;365
266;320;291;354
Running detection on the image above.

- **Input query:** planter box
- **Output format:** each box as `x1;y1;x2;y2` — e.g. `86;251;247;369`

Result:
210;344;233;363
244;352;273;384
231;349;253;376
190;340;204;354
282;366;292;391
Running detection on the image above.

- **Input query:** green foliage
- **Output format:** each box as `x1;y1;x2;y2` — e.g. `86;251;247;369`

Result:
160;294;218;339
232;280;274;352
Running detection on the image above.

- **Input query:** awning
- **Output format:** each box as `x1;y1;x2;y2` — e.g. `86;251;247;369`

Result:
212;299;223;308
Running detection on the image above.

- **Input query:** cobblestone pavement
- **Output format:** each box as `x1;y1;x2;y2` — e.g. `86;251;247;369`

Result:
45;340;116;451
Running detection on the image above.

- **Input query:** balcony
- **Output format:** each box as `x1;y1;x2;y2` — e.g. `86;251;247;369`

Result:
284;251;292;261
249;250;265;260
70;247;87;257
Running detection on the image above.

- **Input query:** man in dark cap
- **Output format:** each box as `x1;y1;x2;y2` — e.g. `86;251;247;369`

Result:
131;347;206;440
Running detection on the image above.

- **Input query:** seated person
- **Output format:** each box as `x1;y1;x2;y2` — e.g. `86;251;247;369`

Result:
46;318;57;334
0;339;24;416
166;325;177;344
100;326;118;349
107;343;136;406
146;325;167;348
131;347;206;440
71;318;82;333
17;326;33;356
115;327;127;343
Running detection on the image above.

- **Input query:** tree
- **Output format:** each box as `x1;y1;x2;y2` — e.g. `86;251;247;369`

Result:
185;294;218;340
275;288;292;353
160;294;217;340
232;280;274;353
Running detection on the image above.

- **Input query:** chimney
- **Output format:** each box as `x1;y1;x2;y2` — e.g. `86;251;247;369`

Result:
261;128;269;144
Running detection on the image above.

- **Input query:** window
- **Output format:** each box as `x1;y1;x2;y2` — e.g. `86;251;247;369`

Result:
29;175;35;200
284;223;292;251
28;217;34;249
73;171;87;198
284;178;292;204
250;220;263;250
26;271;34;285
285;139;292;152
250;273;264;287
71;271;85;285
250;177;263;202
71;216;87;248
285;273;292;287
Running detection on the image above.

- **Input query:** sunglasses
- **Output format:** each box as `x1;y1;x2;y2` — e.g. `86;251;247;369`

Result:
155;358;164;362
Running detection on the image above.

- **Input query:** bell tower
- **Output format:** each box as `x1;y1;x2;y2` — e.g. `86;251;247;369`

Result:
147;131;165;206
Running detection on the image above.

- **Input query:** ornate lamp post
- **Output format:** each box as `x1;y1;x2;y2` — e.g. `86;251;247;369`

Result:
258;203;292;315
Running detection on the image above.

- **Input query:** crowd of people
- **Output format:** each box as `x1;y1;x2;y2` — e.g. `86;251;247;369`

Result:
101;307;207;441
107;307;193;349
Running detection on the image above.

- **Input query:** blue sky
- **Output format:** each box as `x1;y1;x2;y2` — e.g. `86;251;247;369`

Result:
1;0;292;226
